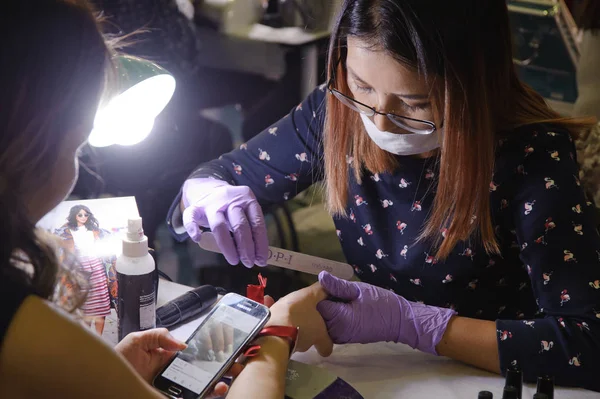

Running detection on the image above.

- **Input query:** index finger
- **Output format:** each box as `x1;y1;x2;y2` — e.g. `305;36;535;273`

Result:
227;205;255;267
207;211;239;265
209;323;225;361
314;327;334;357
223;325;234;355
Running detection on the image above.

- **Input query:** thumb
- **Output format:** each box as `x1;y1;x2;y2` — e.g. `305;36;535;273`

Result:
154;328;187;352
318;271;360;301
314;327;334;358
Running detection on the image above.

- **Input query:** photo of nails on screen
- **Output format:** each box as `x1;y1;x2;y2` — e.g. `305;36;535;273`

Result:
178;315;240;366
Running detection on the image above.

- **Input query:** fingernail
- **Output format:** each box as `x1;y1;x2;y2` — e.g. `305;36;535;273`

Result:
184;224;200;242
319;270;333;283
167;332;186;347
256;258;267;267
206;349;216;361
216;350;226;362
256;253;268;266
226;344;233;355
226;256;240;266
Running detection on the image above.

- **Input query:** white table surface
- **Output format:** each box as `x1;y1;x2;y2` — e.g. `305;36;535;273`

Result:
158;280;599;399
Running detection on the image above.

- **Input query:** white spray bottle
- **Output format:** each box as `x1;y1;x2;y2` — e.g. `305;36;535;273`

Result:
116;217;157;341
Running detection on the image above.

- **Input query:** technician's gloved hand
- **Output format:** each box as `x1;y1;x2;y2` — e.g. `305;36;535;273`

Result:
182;178;269;267
317;272;457;355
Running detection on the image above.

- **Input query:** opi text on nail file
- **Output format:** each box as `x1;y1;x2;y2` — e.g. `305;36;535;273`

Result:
199;232;355;280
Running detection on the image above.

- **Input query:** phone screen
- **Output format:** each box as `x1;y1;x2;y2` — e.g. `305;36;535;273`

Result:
156;294;269;397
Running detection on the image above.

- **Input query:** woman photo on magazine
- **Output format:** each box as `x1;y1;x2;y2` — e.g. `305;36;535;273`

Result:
54;204;118;335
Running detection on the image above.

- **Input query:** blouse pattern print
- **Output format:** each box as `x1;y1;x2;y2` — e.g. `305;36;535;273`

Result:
173;86;600;391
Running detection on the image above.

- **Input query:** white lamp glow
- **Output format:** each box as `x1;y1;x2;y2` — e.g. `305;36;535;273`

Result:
88;56;176;148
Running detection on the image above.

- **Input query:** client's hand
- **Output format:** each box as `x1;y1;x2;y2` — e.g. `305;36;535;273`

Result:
116;328;239;398
115;328;186;383
203;292;330;399
267;283;333;356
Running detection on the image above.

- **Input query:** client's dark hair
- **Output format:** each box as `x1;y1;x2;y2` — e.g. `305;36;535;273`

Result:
0;0;111;306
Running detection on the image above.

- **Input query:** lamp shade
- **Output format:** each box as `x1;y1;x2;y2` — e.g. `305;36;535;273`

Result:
88;55;176;148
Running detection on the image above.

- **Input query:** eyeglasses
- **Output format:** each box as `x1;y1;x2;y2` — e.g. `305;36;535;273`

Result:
77;213;89;218
327;82;437;135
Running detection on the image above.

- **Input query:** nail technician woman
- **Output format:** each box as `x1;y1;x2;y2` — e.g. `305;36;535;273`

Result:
170;0;600;391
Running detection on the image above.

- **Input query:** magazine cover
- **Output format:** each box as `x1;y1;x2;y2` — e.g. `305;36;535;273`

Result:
37;196;139;336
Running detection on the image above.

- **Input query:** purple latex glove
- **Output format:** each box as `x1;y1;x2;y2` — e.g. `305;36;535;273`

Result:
317;271;457;355
182;178;269;267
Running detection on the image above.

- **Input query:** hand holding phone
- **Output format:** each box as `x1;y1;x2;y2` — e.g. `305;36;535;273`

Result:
153;293;270;398
115;328;187;383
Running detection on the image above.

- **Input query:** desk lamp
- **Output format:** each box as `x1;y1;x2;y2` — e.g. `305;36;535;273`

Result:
88;55;176;148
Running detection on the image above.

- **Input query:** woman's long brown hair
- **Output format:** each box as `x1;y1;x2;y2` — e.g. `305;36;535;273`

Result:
0;0;112;308
324;0;595;259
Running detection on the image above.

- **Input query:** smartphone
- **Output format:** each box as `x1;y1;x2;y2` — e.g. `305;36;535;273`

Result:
153;293;270;398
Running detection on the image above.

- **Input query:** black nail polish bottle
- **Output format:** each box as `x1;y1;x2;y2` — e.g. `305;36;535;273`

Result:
536;375;554;399
505;367;523;399
502;386;518;399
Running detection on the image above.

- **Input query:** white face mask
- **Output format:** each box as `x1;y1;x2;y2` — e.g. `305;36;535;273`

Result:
360;114;441;156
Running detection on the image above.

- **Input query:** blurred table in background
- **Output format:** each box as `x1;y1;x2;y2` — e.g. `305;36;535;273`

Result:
197;0;332;102
230;24;330;100
508;0;580;115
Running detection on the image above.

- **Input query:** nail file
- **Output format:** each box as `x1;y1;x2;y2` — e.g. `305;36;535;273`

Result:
198;232;355;280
